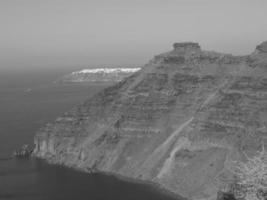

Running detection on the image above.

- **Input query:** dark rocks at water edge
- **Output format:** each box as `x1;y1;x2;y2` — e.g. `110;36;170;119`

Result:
216;191;236;200
34;41;267;200
13;144;33;158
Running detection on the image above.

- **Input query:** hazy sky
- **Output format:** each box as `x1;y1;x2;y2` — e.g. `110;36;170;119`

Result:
0;0;267;71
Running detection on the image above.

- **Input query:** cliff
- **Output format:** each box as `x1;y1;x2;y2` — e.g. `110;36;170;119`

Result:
57;68;141;83
34;41;267;200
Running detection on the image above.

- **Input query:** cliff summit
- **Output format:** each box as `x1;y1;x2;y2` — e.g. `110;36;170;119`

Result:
173;42;201;53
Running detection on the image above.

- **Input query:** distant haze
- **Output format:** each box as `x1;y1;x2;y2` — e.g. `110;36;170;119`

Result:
0;0;267;71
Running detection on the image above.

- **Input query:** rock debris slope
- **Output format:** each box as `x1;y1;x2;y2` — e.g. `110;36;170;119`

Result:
34;42;267;200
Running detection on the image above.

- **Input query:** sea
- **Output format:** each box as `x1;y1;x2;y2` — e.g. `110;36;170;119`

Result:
0;69;180;200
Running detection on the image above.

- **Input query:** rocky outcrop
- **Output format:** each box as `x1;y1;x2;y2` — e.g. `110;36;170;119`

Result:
13;144;33;158
173;42;201;53
34;41;267;200
57;68;141;83
256;41;267;53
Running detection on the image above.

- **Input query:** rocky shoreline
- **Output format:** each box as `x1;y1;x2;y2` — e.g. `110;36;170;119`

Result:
35;155;188;200
13;144;33;158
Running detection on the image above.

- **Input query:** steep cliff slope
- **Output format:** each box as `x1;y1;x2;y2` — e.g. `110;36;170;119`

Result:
34;42;267;200
57;68;141;83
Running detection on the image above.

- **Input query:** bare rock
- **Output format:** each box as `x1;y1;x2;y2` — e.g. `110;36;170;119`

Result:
256;41;267;53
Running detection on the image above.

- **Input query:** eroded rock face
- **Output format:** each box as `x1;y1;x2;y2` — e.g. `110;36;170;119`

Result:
34;41;267;200
173;42;201;53
256;41;267;53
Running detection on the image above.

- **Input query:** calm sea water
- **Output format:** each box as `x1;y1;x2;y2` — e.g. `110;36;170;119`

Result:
0;70;180;200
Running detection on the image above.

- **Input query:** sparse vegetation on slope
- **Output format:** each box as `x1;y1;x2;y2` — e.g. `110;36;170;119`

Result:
227;145;267;200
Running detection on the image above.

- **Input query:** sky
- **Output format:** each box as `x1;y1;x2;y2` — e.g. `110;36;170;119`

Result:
0;0;267;71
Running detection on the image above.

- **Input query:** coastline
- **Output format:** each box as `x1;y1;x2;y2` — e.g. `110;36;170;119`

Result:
34;155;188;200
96;171;187;200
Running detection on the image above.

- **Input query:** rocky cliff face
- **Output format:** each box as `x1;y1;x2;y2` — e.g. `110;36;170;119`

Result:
57;68;141;83
34;42;267;200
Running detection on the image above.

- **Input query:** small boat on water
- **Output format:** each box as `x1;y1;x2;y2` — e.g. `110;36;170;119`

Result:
13;144;33;158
